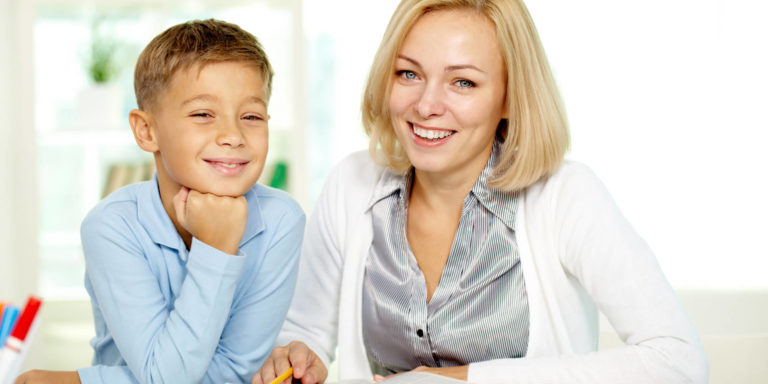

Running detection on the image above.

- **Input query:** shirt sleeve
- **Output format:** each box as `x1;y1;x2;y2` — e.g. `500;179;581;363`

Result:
468;164;709;383
203;210;305;383
77;365;137;384
81;208;246;384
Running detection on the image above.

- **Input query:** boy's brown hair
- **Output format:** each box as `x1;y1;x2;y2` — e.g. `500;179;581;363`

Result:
134;18;274;111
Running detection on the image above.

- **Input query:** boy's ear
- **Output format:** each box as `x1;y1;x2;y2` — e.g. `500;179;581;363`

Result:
129;109;159;153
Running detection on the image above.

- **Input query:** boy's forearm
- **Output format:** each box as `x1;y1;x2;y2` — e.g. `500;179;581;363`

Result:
206;213;305;383
84;232;245;383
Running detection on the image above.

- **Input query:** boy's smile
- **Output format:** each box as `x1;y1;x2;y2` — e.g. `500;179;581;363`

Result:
136;61;270;199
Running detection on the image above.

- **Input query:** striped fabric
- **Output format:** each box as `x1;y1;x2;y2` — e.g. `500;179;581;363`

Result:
362;142;529;375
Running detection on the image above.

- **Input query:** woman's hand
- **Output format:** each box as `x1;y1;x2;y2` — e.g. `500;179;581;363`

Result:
252;341;327;384
373;365;468;382
14;370;81;384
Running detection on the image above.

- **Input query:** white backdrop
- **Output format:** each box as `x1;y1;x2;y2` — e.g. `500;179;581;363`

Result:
527;0;768;289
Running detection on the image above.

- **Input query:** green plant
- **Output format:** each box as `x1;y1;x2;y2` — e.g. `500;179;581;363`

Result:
88;39;117;83
86;20;120;84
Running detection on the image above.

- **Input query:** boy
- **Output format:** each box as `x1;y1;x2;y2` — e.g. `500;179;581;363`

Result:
16;19;304;384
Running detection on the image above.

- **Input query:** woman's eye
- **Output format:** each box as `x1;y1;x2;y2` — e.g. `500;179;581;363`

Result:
191;112;212;118
243;115;263;121
397;70;418;80
456;79;475;88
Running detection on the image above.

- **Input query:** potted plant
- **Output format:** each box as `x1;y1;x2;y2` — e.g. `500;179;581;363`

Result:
77;20;124;130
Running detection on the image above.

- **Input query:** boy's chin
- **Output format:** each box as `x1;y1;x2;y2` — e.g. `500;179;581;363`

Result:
203;186;251;197
191;182;254;197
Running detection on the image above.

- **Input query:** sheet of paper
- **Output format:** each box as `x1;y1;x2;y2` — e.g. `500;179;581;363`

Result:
331;371;468;384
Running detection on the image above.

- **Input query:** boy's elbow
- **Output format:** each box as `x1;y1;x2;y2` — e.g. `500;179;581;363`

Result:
138;356;207;384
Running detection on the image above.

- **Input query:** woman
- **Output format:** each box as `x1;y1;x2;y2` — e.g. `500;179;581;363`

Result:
254;0;708;383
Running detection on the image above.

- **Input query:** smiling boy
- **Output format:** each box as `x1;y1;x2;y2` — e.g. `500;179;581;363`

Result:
16;19;305;384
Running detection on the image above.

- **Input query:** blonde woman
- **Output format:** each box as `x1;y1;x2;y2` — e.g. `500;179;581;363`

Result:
255;0;708;383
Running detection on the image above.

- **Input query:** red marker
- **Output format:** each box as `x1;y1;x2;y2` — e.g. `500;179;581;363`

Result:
0;296;43;382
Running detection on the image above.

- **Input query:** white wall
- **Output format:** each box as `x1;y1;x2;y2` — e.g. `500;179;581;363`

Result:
526;0;768;289
0;0;38;304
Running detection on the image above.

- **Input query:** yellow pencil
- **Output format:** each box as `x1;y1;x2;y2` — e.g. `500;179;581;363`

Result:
269;367;293;384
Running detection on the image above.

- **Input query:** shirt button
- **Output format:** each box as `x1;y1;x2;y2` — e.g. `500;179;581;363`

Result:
417;329;424;337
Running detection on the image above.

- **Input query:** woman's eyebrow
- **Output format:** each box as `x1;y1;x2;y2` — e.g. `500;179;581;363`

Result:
396;54;422;69
396;54;485;74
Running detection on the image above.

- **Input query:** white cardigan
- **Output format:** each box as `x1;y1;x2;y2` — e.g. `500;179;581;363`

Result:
276;151;708;383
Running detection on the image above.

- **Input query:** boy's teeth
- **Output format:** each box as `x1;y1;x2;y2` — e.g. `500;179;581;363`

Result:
216;162;238;168
413;126;453;140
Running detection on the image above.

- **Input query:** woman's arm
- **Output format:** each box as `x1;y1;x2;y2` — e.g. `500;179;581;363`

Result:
468;163;708;383
274;163;348;365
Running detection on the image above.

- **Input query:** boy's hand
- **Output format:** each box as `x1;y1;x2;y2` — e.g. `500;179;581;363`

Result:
253;341;327;384
173;186;248;255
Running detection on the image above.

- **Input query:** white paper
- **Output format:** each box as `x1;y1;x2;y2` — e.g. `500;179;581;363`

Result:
331;371;468;384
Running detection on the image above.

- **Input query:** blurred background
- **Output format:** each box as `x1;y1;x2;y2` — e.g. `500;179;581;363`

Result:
0;0;766;382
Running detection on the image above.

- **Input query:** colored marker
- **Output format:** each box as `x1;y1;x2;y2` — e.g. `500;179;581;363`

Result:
0;305;19;348
0;296;43;383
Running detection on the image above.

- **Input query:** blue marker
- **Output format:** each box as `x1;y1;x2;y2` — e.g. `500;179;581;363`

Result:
0;305;19;347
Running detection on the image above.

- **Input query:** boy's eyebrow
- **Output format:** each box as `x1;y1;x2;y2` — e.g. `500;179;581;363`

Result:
180;94;267;107
246;96;268;107
180;94;218;107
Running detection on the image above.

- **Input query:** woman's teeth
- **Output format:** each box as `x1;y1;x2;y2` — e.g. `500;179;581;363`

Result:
413;126;454;140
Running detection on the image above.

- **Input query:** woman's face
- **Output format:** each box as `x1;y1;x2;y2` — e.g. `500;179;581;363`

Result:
389;9;507;179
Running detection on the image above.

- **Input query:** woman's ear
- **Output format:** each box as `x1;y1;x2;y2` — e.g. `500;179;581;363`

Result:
129;109;159;153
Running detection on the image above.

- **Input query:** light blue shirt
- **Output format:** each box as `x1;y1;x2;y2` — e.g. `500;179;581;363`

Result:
76;177;305;384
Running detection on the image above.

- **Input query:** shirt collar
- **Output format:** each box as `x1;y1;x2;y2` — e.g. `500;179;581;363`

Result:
367;141;519;230
471;141;519;231
137;175;265;251
368;167;409;210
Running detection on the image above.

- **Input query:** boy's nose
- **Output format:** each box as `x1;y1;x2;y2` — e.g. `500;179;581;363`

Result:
215;120;245;147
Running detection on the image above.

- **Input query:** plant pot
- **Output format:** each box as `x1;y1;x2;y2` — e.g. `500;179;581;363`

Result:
76;83;124;130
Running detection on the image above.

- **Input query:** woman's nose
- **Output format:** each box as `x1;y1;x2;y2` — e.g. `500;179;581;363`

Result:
415;83;446;119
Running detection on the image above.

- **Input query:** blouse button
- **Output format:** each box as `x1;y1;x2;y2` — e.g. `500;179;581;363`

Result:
416;329;424;337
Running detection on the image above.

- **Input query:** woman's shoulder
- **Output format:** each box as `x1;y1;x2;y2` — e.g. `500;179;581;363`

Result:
326;150;388;194
334;150;383;176
523;160;608;209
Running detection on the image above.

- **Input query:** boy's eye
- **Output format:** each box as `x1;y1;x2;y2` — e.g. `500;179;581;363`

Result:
191;112;212;118
455;79;475;88
243;114;264;121
397;70;418;80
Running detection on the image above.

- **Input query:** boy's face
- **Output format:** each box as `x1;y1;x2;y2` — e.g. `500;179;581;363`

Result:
149;61;269;197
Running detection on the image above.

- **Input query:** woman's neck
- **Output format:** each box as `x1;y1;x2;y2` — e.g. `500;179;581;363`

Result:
410;149;491;210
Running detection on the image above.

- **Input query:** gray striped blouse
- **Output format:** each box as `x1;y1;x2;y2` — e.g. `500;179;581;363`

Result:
362;143;529;376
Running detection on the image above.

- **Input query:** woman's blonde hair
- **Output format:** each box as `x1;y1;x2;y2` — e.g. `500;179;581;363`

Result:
362;0;569;191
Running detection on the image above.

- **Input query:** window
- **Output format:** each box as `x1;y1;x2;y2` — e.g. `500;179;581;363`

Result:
35;0;303;300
